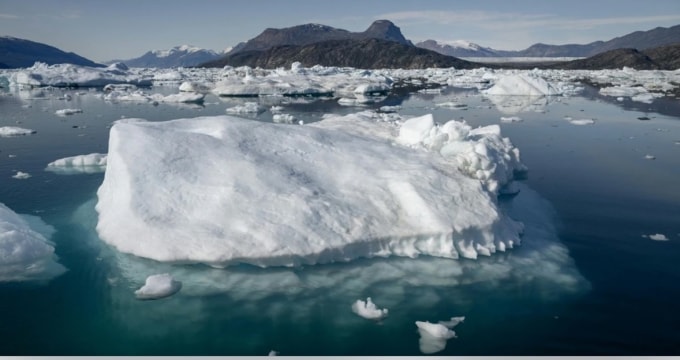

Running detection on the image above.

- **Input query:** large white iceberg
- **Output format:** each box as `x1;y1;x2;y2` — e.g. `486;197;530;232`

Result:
10;62;152;88
0;202;67;282
482;73;562;96
96;112;526;267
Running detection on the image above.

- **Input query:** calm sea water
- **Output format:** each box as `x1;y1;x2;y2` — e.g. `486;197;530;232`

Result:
0;84;679;355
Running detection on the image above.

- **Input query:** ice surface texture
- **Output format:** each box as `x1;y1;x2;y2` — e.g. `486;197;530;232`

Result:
96;112;526;267
0;202;66;282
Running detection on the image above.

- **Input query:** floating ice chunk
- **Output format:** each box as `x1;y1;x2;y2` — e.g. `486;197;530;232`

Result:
416;317;464;354
482;73;561;96
353;83;390;94
351;297;388;320
46;153;107;174
0;202;67;282
569;119;595;125
643;233;669;241
644;154;656;160
270;105;284;114
436;101;467;109
397;114;435;147
96;113;525;266
500;116;523;123
134;273;182;300
161;92;205;104
55;108;83;116
11;62;152;87
338;96;374;106
272;113;296;124
12;171;31;179
379;105;401;113
268;350;278;356
226;102;264;114
0;126;36;137
179;81;212;93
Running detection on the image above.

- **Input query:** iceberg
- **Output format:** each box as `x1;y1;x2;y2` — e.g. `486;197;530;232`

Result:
46;153;107;174
11;62;152;88
0;202;67;282
482;73;562;96
416;317;464;354
95;112;526;267
134;273;182;300
351;297;388;320
12;171;31;179
55;108;83;116
0;126;36;137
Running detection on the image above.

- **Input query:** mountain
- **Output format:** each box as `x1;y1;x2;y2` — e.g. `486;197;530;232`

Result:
201;38;479;70
228;19;411;55
416;39;499;57
513;24;680;57
555;43;680;70
109;45;225;68
0;36;102;68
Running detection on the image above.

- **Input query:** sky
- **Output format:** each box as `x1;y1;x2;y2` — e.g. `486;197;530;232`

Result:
1;0;679;62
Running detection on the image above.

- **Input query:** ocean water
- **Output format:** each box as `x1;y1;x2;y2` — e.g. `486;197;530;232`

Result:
0;84;679;355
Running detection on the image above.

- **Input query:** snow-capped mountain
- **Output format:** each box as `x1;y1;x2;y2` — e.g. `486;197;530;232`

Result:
415;39;500;57
110;45;226;68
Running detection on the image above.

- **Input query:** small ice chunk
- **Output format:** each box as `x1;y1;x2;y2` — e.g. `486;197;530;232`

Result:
55;108;83;116
268;350;278;356
351;297;388;320
12;171;31;179
46;153;107;174
644;154;656;160
273;113;296;124
134;273;182;300
379;105;401;113
438;316;465;328
397;114;435;146
643;233;669;241
0;126;36;137
226;102;263;114
416;316;465;354
569;119;595;125
500;116;523;123
436;101;467;109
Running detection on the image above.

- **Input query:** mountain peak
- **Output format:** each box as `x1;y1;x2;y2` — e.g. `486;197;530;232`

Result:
363;20;410;45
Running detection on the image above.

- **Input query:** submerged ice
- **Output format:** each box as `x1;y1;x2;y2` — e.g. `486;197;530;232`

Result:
0;202;66;282
96;111;526;267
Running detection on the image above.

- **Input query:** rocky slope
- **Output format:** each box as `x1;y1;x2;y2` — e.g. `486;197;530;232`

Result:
201;38;479;69
109;45;224;68
0;36;102;68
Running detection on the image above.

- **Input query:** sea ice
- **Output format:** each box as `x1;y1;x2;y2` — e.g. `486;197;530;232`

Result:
95;112;526;267
134;273;182;300
416;317;464;354
12;171;31;179
482;73;562;96
55;108;83;116
643;234;669;241
0;126;36;137
0;202;67;282
569;119;595;125
46;153;108;174
351;297;388;320
10;62;152;87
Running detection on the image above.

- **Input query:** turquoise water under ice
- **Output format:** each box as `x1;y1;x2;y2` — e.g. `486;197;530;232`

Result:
0;85;679;355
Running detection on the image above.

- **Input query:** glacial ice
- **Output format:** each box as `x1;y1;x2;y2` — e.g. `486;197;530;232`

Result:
95;111;526;267
416;316;464;354
351;297;388;320
0;126;36;137
46;153;107;174
482;73;563;96
134;273;182;300
0;202;66;282
10;62;153;87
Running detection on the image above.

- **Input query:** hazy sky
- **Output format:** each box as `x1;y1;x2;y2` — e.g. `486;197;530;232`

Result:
1;0;679;62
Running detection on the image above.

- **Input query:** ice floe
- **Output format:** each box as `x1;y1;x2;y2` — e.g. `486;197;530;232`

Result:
10;62;153;88
416;316;465;354
0;202;67;282
12;171;31;179
95;111;526;267
134;273;182;300
46;153;107;174
55;108;83;116
0;126;36;137
351;297;388;320
568;119;595;125
643;233;669;241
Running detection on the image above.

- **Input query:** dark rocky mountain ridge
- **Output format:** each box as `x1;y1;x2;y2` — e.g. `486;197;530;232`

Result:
201;38;480;70
228;20;411;55
0;36;102;68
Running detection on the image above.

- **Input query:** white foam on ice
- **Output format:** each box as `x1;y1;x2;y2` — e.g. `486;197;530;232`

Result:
96;112;526;267
134;273;182;300
0;202;67;282
351;297;388;320
0;126;36;137
46;153;107;174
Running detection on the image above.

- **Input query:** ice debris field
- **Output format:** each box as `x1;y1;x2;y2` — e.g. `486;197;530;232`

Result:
1;61;677;279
